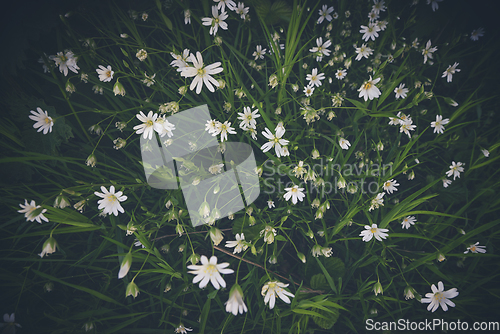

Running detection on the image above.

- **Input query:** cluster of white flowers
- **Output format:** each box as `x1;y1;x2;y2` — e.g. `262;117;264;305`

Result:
133;111;176;140
205;119;236;142
388;111;416;138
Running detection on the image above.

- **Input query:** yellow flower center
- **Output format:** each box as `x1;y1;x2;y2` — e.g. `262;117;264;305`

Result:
146;120;154;127
247;115;253;120
434;292;444;302
45;117;52;124
203;264;217;275
363;82;372;90
370;228;377;233
108;195;117;203
214;18;220;24
106;71;112;77
197;68;206;76
470;246;476;252
385;181;391;187
273;137;280;143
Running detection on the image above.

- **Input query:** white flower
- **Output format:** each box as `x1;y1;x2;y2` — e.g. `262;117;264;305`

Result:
401;216;416;229
430;115;450;134
309;37;331;62
235;2;249;19
481;149;489;157
464;242;486;254
154;115;176;138
394;83;409;99
18;199;48;223
133;111;158;140
446;161;464;180
360;23;381;42
442;179;452;188
214;0;236;11
170;49;190;69
284;185;305;204
39;236;57;258
50;50;79;76
94;185;127;216
261;126;289;158
1;313;21;331
383;179;399;194
202;6;229;36
372;0;386;14
142;72;156;87
96;65;114;82
355;43;373;61
217;120;236;142
225;233;248;254
261;281;295;309
421;281;458;312
136;49;148;61
306;68;325;87
358;76;381;101
303;85;315;97
317;5;334;24
369;193;385;211
339;137;350;150
267;200;275;208
335;69;346;80
427;0;443;12
442;62;460;83
29;107;54;134
360;223;389;242
178;51;223;94
470;27;485;41
422;39;438;64
237;106;260;129
187;255;234;289
113;80;126;96
175;324;193;333
253;45;267;60
226;284;248;315
400;122;416;138
260;225;277;244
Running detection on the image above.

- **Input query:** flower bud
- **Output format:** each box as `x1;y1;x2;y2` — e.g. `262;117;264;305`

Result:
125;281;140;298
373;281;383;296
53;194;70;209
113;80;126;96
199;201;210;218
39;236;57;258
209;227;224;246
297;252;306;263
118;252;132;279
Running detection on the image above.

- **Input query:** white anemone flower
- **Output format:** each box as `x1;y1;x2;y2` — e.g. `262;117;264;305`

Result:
225;233;248;254
358;76;381;101
237;106;260;130
283;185;305;204
202;6;229;36
339;137;350;150
29;107;54;134
94;185;127;216
178;51;223;94
96;65;114;82
306;68;325;87
360;223;389;242
430;115;450;134
187;255;234;290
18;199;49;223
383;179;399;194
261;281;295;309
133;111;158;140
401;216;417;229
464;242;486;254
446;161;464;180
261;126;289;158
394;83;409;99
421;281;458;312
